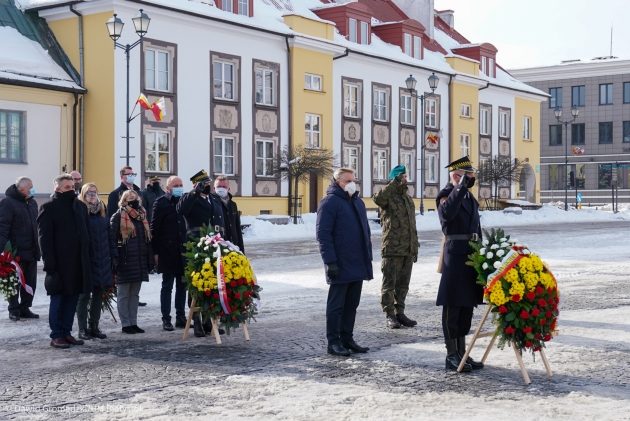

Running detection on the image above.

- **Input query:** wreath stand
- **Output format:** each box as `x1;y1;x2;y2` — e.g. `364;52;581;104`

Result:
457;306;553;385
182;298;250;344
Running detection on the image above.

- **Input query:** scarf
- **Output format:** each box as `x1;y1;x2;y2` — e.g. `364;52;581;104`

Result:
87;200;103;215
119;205;151;244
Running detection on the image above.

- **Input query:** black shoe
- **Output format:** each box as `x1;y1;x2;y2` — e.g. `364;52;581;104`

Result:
386;315;401;329
131;325;145;333
456;336;483;369
20;309;39;319
342;339;369;353
193;323;206;337
396;313;417;327
175;316;186;328
138;302;147;307
90;327;107;339
50;338;70;349
78;329;93;340
445;353;471;372
327;343;351;356
122;326;137;334
65;335;84;346
9;312;20;321
163;319;174;331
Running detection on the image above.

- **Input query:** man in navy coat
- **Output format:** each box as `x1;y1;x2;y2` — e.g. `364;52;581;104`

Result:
317;168;373;356
436;156;484;372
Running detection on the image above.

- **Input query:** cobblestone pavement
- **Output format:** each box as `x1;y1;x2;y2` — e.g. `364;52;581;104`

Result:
0;221;629;420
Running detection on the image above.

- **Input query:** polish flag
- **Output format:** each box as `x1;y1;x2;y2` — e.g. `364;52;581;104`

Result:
150;97;166;122
136;93;151;110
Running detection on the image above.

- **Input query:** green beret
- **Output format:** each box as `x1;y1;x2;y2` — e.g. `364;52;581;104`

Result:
388;164;406;180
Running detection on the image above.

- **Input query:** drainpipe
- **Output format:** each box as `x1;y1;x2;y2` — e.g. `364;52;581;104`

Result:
285;35;293;216
333;48;349;60
72;93;78;169
70;4;85;174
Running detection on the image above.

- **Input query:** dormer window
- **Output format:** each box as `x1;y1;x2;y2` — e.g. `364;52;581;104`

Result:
403;33;422;58
220;0;232;12
360;21;369;45
348;18;370;44
216;0;253;17
349;18;357;42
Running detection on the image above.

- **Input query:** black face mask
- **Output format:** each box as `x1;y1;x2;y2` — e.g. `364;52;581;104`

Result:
59;190;76;200
152;182;160;189
128;200;140;209
203;185;211;195
74;182;81;191
467;177;476;188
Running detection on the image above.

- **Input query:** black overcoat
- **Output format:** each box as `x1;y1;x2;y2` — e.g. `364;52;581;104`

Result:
110;210;152;284
435;183;483;307
86;210;114;289
176;190;225;238
212;193;245;253
151;194;186;275
0;184;40;262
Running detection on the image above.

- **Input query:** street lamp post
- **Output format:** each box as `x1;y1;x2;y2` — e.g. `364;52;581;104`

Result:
554;106;579;211
406;72;439;215
106;9;151;167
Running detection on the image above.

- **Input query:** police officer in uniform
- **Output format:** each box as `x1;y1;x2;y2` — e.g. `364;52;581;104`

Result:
436;156;484;372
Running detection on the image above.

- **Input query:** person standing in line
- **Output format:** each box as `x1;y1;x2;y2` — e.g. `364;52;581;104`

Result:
151;176;187;331
70;170;83;194
317;168;373;357
212;175;244;252
110;190;152;334
38;174;91;349
141;175;165;225
436;156;484;372
373;165;419;329
76;183;113;340
0;176;40;321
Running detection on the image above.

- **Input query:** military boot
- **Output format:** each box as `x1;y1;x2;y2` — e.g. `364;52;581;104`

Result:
457;336;483;370
193;314;205;337
445;338;471;372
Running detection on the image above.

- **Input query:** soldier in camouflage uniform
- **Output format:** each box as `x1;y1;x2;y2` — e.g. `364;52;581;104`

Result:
373;165;419;329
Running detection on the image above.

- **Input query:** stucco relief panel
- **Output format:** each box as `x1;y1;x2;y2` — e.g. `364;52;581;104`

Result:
255;110;278;134
400;128;415;148
255;181;278;196
373;124;389;145
214;105;238;130
344;121;361;143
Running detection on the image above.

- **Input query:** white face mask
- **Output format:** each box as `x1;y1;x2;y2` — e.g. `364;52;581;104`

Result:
344;181;357;196
125;175;136;185
215;187;229;198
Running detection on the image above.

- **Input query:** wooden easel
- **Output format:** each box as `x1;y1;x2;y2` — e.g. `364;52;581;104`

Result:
457;306;553;385
182;298;250;344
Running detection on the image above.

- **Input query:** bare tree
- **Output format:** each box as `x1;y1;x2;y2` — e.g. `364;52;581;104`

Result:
275;145;335;224
477;156;525;209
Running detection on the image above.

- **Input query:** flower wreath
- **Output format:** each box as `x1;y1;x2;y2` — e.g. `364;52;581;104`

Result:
467;228;559;355
0;243;30;302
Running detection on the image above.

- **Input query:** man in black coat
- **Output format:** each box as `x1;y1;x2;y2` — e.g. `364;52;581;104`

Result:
151;175;187;331
176;169;225;337
38;174;91;349
436;156;484;372
0;177;40;321
212;175;244;252
107;166;141;219
141;175;165;224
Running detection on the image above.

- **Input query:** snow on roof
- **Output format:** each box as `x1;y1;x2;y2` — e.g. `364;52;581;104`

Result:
0;25;82;91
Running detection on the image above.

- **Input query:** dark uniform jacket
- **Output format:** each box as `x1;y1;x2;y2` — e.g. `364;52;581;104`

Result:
38;193;91;295
0;184;40;262
151;194;186;276
316;183;373;284
212;193;245;253
373;179;418;258
107;182;141;219
176;190;225;239
436;182;483;307
141;184;165;223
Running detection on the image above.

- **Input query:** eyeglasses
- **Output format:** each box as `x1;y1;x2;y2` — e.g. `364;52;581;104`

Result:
86;191;98;197
124;172;137;177
73;178;82;182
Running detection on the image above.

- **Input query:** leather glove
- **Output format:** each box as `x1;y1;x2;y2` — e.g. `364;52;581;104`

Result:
326;263;339;280
460;174;476;188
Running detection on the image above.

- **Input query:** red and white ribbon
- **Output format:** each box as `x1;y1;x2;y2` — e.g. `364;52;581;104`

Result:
213;246;231;315
10;260;33;296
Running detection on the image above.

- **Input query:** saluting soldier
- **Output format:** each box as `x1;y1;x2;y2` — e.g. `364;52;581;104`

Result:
436;156;484;372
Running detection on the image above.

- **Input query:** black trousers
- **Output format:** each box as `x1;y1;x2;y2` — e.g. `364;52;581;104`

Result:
441;305;474;340
8;260;37;313
326;280;363;345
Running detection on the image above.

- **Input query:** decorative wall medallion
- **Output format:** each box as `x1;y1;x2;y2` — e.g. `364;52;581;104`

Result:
256;110;277;134
214;105;238;130
401;129;415;148
499;187;510;198
479;187;491;199
425;185;438;198
480;138;491;155
255;181;278;196
499;140;510;156
344;121;360;142
373;125;389;145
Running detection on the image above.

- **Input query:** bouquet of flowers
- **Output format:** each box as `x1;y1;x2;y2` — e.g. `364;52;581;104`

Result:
184;226;260;333
467;228;559;355
101;284;118;322
0;243;28;301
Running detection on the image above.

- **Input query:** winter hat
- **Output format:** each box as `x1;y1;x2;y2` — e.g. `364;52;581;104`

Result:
388;164;406;180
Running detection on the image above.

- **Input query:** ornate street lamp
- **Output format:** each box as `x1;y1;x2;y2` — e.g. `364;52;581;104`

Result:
554;106;579;211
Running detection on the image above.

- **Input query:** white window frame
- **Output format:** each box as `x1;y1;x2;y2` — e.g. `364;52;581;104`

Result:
523;116;531;140
360;21;369;45
425;152;438;183
305;113;321;148
499;109;510;138
220;0;233;12
255;67;275;106
144;48;170;92
460;133;471;157
348;18;357;42
237;0;249;15
403;33;412;56
373;88;388;122
343;146;360;173
373;149;387;180
213;136;235;176
481;56;487;75
304;73;322;91
425;97;438;128
480;106;491;135
145;130;171;173
400;93;413;125
413;35;421;58
488;57;495;77
255;138;274;177
343;82;360;118
460;103;471;118
213;60;235;100
400;151;414;182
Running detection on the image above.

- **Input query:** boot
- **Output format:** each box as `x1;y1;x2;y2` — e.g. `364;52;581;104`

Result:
162;317;174;331
90;324;107;339
175;315;187;328
445;338;471;372
386;314;401;329
457;336;483;370
396;313;417;327
78;328;93;340
193;314;205;337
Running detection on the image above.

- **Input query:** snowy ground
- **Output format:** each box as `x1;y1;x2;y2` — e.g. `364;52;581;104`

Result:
0;209;629;420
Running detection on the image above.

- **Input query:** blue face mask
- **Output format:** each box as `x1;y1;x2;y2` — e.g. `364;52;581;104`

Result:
125;175;136;184
171;187;184;197
28;187;36;197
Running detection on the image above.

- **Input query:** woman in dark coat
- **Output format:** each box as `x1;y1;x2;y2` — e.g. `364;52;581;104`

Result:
110;190;152;334
316;168;373;357
76;183;113;340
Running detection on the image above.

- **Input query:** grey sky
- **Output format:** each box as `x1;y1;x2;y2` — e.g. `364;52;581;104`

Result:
434;0;630;69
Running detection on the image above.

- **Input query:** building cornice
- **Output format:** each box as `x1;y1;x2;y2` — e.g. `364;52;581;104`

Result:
509;59;630;82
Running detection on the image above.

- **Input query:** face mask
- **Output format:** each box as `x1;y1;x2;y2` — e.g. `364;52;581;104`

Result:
344;181;357;196
28;187;36;197
467;177;476;188
74;182;81;191
125;175;136;184
60;190;76;200
203;185;211;195
128;200;140;209
171;187;184;198
152;182;160;189
215;187;228;198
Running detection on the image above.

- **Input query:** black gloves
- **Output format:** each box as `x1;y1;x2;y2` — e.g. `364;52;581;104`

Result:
326;263;339;280
460;174;476;188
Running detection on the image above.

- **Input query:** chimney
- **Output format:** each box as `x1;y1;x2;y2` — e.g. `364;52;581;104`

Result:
392;0;434;38
436;9;454;28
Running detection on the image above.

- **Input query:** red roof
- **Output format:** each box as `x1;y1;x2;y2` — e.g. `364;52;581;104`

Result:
434;13;469;45
357;0;407;22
